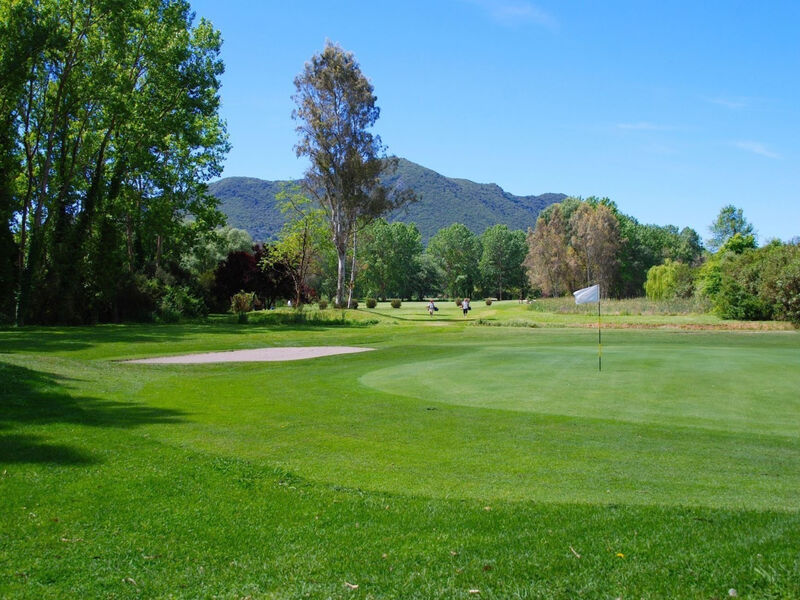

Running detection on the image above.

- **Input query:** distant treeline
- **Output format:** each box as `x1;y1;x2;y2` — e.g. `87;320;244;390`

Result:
203;196;800;326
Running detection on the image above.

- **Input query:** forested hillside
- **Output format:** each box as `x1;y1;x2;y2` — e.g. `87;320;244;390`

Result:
208;178;290;242
210;158;566;242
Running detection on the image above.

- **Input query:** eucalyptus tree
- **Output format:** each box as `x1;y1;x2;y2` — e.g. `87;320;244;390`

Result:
6;0;228;323
292;42;413;308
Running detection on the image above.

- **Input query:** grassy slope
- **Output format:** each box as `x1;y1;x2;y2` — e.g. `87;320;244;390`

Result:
1;303;799;598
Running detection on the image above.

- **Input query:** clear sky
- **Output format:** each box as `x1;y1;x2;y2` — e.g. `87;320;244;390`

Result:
189;0;799;244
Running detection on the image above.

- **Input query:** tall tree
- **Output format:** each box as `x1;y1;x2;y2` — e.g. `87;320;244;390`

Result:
479;224;526;300
292;42;413;308
524;205;573;297
360;219;423;299
708;204;755;252
6;0;228;324
569;203;620;295
0;1;51;321
427;223;482;299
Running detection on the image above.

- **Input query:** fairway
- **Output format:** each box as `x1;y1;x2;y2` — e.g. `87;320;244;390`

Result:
2;307;799;598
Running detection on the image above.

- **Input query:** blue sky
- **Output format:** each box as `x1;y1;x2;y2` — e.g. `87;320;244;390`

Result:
189;0;799;244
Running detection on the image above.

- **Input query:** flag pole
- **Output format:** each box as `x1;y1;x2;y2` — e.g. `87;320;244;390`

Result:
572;284;602;371
598;296;602;372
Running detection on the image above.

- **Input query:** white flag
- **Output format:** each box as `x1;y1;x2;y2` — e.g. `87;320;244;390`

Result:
573;284;600;305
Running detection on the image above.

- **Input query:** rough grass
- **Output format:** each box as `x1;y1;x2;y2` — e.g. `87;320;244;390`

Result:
1;308;799;598
528;296;713;315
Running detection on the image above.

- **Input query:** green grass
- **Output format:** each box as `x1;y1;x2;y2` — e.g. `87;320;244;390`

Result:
1;304;799;598
527;296;713;316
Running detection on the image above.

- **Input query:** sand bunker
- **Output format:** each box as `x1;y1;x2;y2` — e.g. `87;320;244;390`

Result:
124;346;374;364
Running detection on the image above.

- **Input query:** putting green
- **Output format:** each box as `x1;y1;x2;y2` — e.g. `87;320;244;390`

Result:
360;334;800;437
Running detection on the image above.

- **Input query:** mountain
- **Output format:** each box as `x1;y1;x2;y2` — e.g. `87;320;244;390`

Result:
209;158;567;243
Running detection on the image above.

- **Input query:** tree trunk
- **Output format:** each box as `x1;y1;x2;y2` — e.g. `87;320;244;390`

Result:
347;226;357;308
336;246;346;308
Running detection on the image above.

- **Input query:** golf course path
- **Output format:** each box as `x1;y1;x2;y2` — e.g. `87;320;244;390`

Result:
123;346;374;364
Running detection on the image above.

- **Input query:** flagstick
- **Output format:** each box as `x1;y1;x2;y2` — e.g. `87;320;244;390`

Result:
598;298;602;372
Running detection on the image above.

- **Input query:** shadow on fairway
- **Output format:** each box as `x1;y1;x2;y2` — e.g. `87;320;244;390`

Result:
0;320;374;355
0;362;187;465
0;432;97;465
0;324;196;354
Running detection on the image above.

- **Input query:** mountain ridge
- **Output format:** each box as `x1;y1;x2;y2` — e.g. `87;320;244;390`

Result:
210;158;567;243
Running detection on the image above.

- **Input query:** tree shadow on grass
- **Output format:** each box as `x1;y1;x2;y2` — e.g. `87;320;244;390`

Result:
0;432;97;465
0;362;187;466
0;322;263;355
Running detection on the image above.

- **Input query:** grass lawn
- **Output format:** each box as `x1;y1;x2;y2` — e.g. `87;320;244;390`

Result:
1;301;799;598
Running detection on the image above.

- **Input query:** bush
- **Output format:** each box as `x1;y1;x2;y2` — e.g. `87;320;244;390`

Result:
158;285;207;323
485;298;493;305
454;298;462;307
230;290;256;314
116;273;160;322
390;298;401;309
645;260;695;300
366;298;377;308
318;299;328;310
714;279;769;320
708;243;800;321
776;264;800;325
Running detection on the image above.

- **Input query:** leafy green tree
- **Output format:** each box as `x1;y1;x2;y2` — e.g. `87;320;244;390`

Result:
707;205;755;252
479;225;526;299
697;233;756;299
360;219;423;299
675;227;704;265
261;187;329;307
427;223;482;298
412;252;445;300
776;261;800;326
292;42;413;308
0;0;52;322
644;260;694;300
7;0;228;324
710;240;799;321
592;199;703;297
181;226;253;276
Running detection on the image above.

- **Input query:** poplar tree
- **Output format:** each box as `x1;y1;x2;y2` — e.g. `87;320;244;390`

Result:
3;0;228;324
